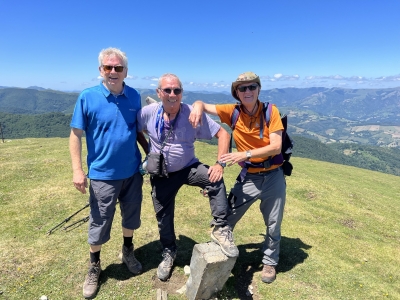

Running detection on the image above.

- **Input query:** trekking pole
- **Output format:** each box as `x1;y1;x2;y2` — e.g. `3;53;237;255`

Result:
63;216;90;232
46;203;90;235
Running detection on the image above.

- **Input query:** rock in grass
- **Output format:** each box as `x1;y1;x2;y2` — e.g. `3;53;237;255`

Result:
184;265;191;275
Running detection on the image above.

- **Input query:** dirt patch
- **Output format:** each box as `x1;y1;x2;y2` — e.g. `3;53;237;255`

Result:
152;271;187;296
339;218;356;229
306;191;317;200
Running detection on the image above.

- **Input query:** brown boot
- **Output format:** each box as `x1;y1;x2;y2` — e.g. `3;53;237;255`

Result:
83;261;101;298
261;264;276;283
211;225;239;258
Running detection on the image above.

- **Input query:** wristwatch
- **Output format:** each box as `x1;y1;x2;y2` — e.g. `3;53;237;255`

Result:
246;150;252;160
216;160;226;168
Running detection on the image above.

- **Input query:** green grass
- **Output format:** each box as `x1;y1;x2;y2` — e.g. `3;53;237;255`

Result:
1;138;399;299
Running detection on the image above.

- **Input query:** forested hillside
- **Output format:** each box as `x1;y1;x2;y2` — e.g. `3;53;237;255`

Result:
1;112;399;176
1;86;399;148
0;112;71;138
0;88;77;114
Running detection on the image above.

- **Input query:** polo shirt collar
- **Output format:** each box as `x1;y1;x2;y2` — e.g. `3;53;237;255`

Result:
100;81;126;97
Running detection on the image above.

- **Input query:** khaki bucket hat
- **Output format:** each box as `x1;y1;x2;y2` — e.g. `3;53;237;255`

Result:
231;71;261;101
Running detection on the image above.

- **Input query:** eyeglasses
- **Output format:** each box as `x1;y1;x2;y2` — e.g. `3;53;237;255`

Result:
159;88;183;95
237;84;259;92
102;65;125;73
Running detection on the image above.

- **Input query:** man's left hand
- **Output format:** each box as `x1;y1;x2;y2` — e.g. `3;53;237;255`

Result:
207;164;224;183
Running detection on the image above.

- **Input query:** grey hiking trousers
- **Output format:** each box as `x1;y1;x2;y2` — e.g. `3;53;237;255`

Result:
228;166;286;266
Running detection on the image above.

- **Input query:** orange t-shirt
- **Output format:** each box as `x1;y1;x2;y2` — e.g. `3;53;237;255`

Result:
216;101;284;173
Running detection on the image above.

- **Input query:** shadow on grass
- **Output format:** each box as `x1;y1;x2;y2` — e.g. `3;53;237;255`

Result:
96;235;310;299
100;235;198;282
225;235;311;299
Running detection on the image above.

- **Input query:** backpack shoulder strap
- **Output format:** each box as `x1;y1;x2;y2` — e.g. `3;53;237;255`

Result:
229;104;241;153
230;104;241;130
259;102;270;139
262;102;272;127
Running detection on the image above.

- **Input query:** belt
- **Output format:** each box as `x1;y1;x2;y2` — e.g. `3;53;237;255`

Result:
248;166;282;175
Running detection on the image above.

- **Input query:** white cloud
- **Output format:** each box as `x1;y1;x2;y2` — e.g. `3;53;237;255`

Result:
142;76;159;81
260;74;300;81
375;75;400;82
332;75;344;80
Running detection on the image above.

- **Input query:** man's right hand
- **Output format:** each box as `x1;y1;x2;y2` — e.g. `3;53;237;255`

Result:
73;170;88;194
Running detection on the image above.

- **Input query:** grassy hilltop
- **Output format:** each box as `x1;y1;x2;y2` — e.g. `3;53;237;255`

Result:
0;138;399;299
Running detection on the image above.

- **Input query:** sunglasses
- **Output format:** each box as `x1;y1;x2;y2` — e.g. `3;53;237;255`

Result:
102;65;125;73
159;88;183;95
237;84;259;92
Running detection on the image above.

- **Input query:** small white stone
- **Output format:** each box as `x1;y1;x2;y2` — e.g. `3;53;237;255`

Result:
176;284;187;294
184;265;191;275
40;296;48;300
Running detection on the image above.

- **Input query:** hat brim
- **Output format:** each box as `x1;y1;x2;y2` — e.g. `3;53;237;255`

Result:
231;78;261;101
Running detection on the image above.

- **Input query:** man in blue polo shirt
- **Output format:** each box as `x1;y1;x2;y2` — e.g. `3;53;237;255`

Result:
69;47;147;299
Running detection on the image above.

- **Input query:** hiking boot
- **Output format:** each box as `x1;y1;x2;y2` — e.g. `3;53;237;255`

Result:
211;225;239;258
261;264;276;283
157;248;177;281
82;261;101;299
121;244;142;275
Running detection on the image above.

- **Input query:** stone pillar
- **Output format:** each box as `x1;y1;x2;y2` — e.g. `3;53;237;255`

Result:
185;242;237;300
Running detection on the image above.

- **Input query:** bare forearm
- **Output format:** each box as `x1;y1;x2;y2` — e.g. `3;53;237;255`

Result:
246;131;282;158
215;127;230;160
248;144;281;158
69;129;84;172
220;131;282;166
69;128;88;194
193;101;218;116
137;131;149;155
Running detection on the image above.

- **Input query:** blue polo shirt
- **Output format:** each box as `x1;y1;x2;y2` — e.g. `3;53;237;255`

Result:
70;82;142;180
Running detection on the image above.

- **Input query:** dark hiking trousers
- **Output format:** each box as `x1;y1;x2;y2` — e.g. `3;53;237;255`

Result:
150;162;229;251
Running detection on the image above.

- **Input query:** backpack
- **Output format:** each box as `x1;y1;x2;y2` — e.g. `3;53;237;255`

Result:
230;102;294;176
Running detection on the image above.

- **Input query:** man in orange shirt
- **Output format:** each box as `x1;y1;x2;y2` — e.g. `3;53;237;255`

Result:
189;72;286;284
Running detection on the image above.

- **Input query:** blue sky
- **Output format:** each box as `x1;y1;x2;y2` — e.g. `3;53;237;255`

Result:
1;0;399;93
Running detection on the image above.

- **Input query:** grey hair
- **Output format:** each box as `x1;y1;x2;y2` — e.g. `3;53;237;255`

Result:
157;73;182;89
98;47;128;68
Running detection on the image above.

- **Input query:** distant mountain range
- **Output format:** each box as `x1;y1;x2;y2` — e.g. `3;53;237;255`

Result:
1;85;399;148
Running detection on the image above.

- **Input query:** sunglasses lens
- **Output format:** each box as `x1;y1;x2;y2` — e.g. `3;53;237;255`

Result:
114;66;124;72
103;65;113;72
163;88;172;94
161;88;182;95
103;65;124;73
238;84;258;92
